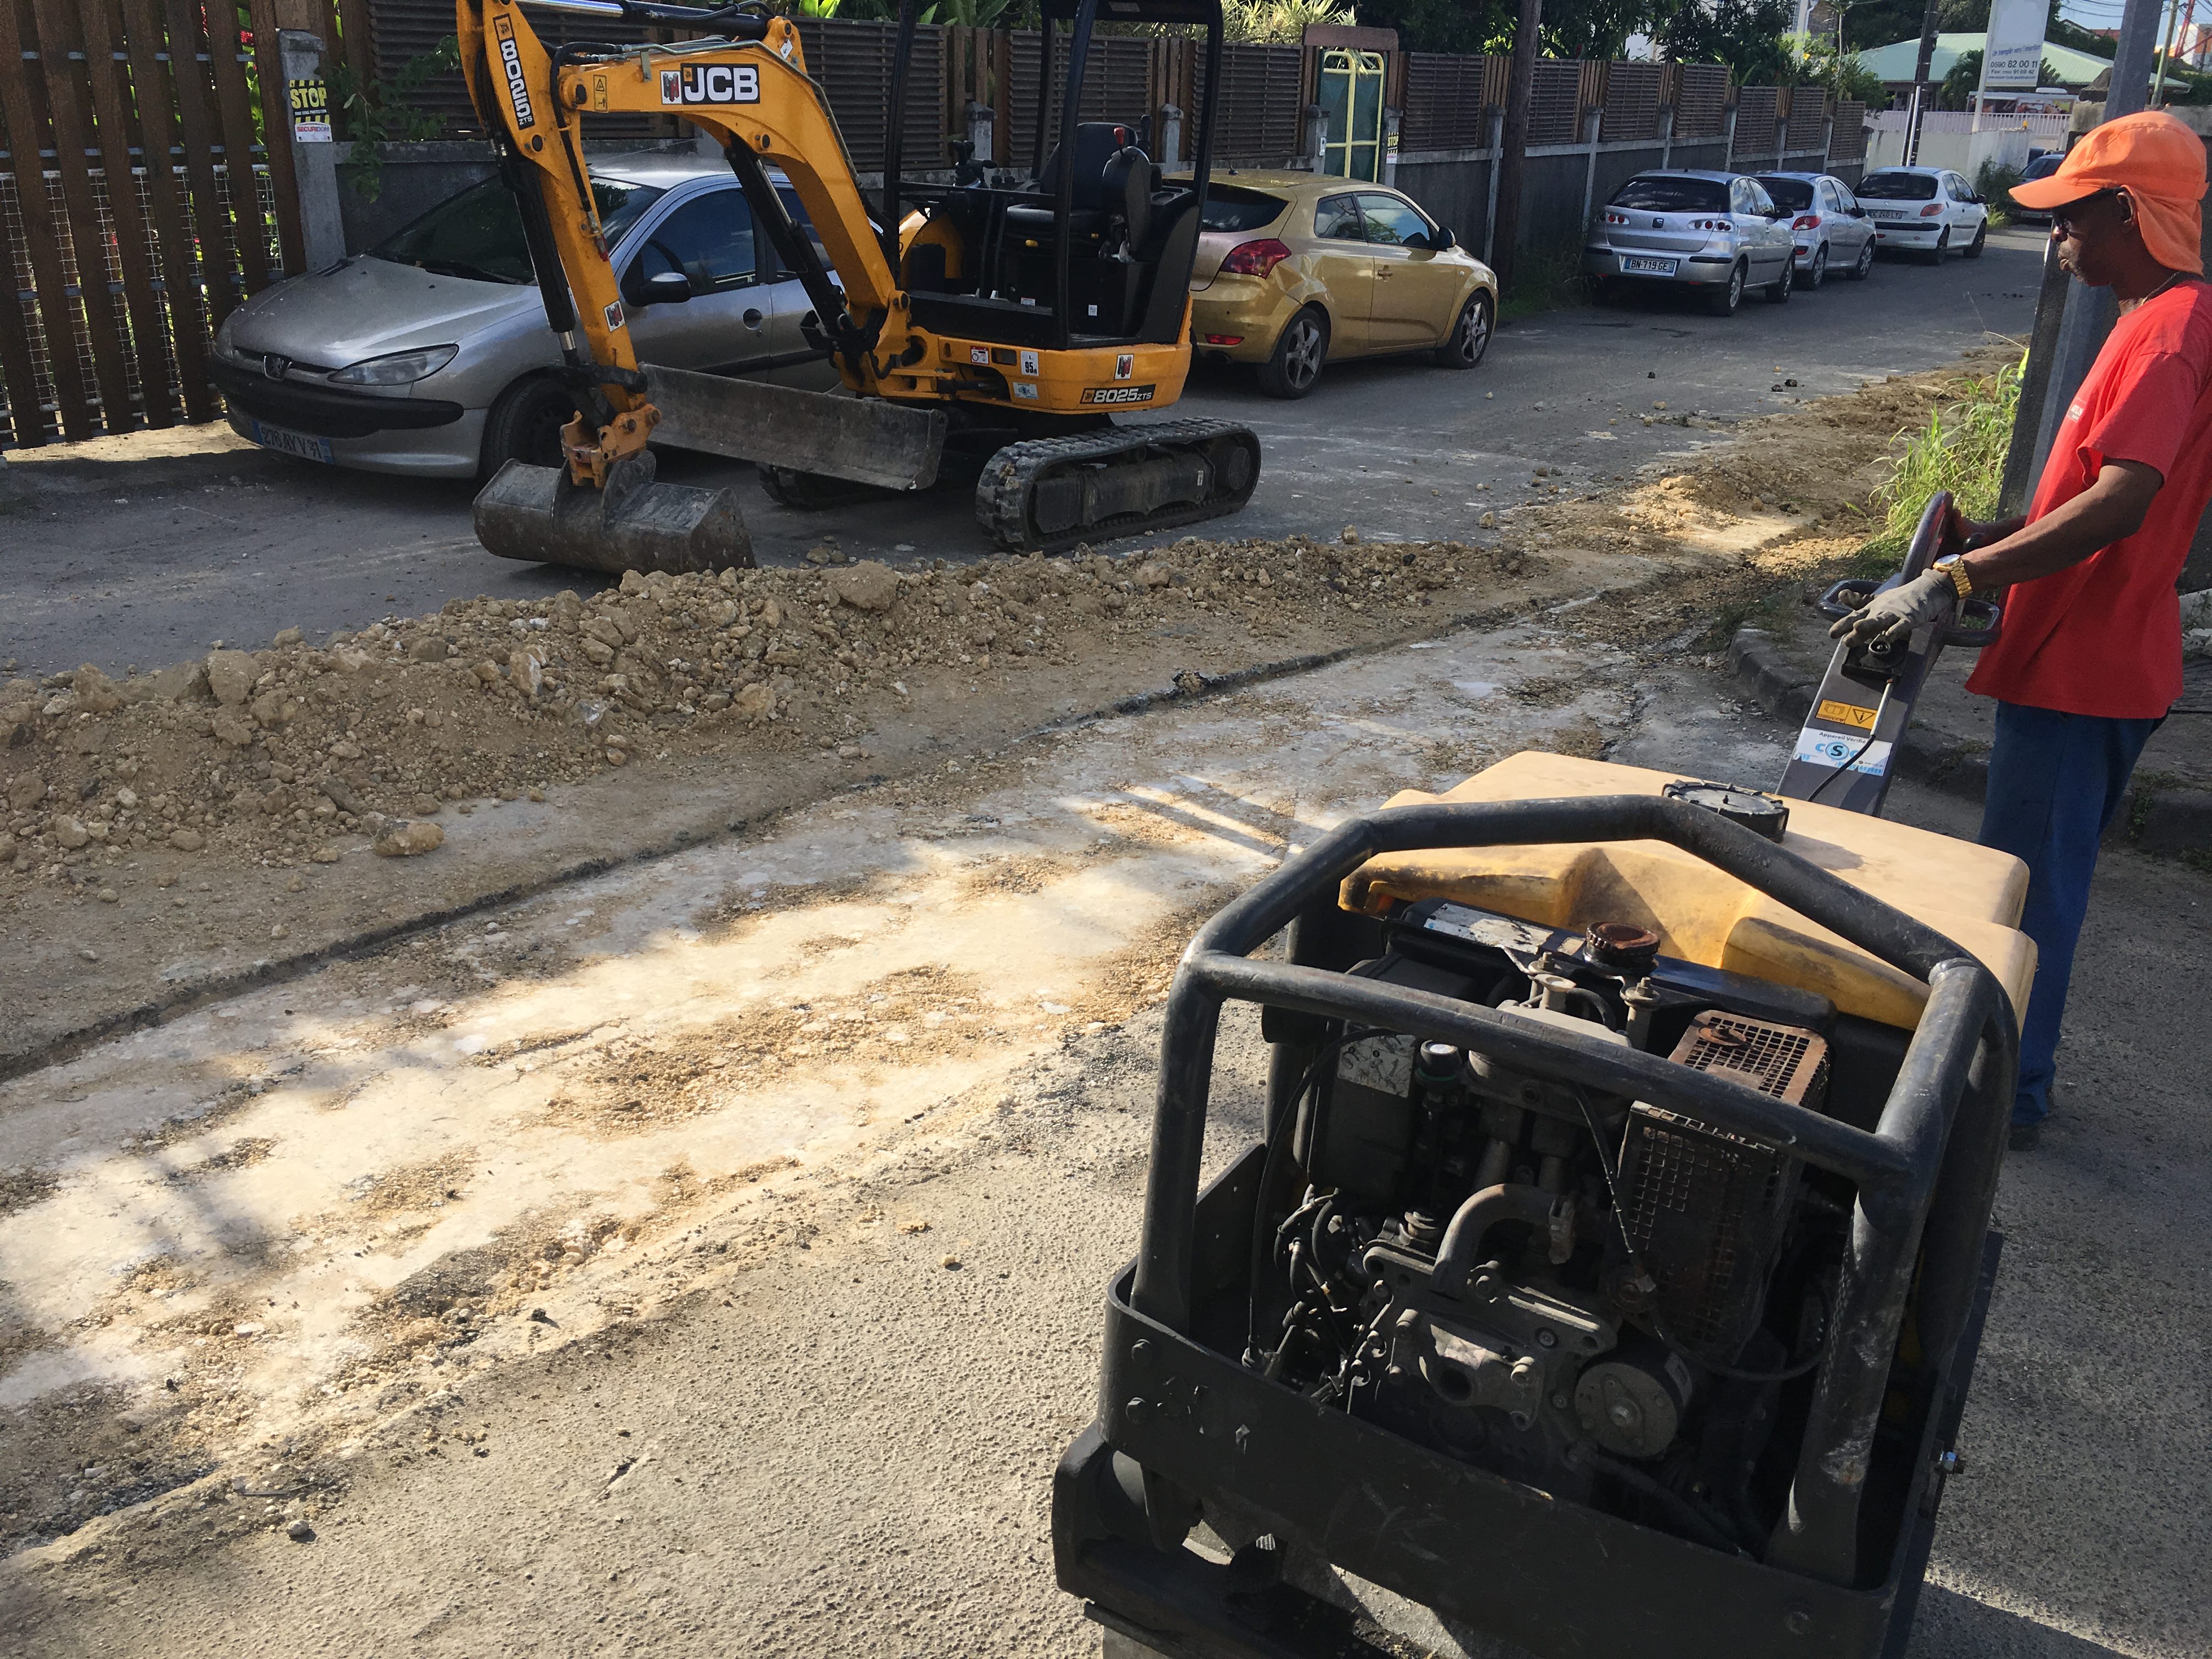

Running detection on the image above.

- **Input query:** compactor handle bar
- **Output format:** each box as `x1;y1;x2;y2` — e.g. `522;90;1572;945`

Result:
1815;490;2005;647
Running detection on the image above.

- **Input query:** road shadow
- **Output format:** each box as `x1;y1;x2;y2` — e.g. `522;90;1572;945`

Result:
1906;1584;2135;1658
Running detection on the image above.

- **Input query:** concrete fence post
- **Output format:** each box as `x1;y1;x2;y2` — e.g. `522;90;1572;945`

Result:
1302;103;1329;171
1383;106;1401;184
280;30;345;269
1483;106;1505;262
1157;103;1183;172
1821;114;1835;173
967;99;995;166
1579;106;1602;232
1722;104;1739;168
1658;103;1675;170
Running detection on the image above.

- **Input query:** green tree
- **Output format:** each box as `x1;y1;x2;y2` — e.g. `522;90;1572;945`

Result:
1654;0;1796;81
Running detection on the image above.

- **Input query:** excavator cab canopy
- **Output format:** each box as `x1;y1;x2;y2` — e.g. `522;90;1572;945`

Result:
881;0;1225;353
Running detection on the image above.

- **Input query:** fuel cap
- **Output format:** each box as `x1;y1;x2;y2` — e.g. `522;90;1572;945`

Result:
1661;779;1790;842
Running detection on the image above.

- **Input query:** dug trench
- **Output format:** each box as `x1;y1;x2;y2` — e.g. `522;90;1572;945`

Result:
0;350;2008;1592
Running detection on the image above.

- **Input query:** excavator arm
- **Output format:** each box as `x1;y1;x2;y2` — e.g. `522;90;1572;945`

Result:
455;0;944;572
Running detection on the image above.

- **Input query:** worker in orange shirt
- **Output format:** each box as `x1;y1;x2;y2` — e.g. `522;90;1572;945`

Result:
1832;112;2209;1151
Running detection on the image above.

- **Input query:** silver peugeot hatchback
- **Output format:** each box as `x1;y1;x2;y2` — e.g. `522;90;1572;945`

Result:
1583;170;1798;315
211;151;838;478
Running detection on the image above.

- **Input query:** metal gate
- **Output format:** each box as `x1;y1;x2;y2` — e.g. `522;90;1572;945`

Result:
0;0;317;448
1317;47;1384;181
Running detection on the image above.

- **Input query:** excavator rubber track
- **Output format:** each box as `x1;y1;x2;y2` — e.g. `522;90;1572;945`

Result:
975;418;1262;555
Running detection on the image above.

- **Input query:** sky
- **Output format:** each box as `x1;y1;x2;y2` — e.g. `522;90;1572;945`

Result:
2054;0;2188;30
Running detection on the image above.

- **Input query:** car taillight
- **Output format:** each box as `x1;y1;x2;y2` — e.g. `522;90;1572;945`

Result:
1220;238;1292;277
1604;210;1629;225
1688;218;1732;233
1203;333;1244;346
1792;213;1820;231
1920;204;1945;217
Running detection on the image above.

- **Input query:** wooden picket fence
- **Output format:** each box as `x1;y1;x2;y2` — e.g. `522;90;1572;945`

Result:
0;0;354;446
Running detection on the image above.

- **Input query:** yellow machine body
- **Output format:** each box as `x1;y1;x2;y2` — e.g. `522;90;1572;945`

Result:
455;1;1194;422
1342;752;2036;1031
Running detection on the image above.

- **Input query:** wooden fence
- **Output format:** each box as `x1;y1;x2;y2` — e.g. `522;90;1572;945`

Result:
3;0;1872;450
0;0;333;447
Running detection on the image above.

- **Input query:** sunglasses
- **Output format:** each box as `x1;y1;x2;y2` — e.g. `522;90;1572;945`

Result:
2052;188;2128;235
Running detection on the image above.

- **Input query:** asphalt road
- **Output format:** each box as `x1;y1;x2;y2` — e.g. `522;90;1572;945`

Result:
1;229;2043;681
10;650;2203;1659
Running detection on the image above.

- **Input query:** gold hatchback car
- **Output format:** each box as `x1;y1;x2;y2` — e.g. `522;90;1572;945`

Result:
1183;172;1498;398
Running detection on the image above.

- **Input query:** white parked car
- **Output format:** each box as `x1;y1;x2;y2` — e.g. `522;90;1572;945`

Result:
1854;166;1990;264
1754;172;1877;288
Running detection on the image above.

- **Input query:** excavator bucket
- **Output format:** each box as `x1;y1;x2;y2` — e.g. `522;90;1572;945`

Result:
471;371;946;577
645;366;946;491
473;454;751;577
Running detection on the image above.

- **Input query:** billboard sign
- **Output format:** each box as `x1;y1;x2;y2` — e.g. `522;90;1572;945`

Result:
1983;0;2049;89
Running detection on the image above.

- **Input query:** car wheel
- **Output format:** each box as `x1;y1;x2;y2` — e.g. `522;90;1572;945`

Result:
1705;261;1746;317
1257;307;1328;399
1434;290;1492;369
482;374;579;476
1964;221;1987;259
1805;242;1828;290
1764;256;1793;304
1923;229;1949;266
1850;236;1875;280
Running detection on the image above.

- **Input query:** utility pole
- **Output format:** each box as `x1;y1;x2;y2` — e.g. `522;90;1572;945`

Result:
1492;0;1542;301
2000;0;2168;512
1904;0;1941;163
2153;0;2183;105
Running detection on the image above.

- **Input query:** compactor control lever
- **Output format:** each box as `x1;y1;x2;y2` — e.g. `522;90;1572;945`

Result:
1777;491;2006;816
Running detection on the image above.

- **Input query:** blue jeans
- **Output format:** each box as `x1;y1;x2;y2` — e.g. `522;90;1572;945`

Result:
1977;701;2163;1125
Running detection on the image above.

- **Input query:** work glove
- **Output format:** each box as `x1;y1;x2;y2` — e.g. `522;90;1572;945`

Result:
1827;569;1956;648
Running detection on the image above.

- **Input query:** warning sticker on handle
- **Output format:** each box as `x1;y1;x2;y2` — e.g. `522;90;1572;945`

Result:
1794;730;1892;777
1815;697;1878;731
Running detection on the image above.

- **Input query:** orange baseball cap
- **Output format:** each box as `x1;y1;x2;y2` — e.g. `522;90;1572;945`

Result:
2010;109;2207;272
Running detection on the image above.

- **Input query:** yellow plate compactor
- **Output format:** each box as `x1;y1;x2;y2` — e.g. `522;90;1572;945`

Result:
1053;493;2032;1659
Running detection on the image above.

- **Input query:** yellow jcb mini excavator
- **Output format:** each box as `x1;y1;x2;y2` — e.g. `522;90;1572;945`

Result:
458;0;1261;573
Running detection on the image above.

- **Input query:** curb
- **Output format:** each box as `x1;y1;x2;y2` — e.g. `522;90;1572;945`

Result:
0;575;1669;1084
1726;627;2210;857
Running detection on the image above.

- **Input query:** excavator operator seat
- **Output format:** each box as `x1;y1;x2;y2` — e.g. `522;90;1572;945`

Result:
1009;123;1153;251
905;119;1200;348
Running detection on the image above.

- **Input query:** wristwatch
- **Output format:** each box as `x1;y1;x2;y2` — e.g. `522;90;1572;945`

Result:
1933;554;1974;598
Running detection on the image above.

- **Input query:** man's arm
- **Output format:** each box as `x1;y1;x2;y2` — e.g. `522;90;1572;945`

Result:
1960;459;2164;589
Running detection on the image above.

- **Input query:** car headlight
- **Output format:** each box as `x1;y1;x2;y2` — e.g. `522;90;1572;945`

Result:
329;345;460;386
213;309;246;364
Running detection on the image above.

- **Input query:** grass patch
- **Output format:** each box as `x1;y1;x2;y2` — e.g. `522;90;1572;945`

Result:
1857;358;2022;567
1501;236;1593;321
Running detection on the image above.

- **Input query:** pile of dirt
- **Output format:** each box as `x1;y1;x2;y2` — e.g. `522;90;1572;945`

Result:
0;346;2010;913
0;532;1523;893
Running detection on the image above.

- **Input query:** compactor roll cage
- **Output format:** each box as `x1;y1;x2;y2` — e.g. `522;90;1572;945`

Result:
1056;794;2019;1659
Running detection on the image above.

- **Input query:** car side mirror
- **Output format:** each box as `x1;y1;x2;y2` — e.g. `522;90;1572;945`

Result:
623;268;692;307
1768;206;1789;220
1428;224;1455;251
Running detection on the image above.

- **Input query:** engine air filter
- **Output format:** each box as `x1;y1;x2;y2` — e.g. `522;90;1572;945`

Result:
1617;1014;1829;1364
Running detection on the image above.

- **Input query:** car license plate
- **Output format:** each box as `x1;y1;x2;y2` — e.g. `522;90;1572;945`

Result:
249;419;334;464
1868;208;1902;219
1621;255;1678;276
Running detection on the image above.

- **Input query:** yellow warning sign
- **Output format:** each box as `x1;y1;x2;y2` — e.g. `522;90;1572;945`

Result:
1817;698;1879;731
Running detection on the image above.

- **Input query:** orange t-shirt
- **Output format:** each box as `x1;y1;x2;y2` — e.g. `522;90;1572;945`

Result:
1967;279;2212;718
